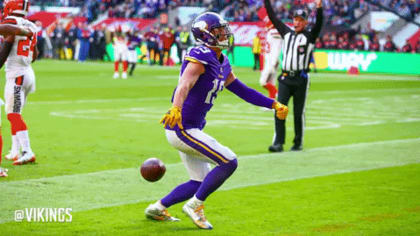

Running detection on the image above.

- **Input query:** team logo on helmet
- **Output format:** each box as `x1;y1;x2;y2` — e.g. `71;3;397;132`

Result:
193;21;208;31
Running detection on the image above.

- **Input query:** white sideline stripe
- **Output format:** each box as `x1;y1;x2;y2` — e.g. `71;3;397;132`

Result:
1;137;420;225
6;137;418;183
10;137;413;183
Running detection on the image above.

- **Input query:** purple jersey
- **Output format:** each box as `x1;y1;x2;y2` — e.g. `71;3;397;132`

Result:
128;35;141;50
168;46;232;130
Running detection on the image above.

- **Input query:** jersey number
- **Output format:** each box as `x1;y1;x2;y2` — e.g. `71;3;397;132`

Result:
17;35;37;57
196;47;211;54
205;79;224;105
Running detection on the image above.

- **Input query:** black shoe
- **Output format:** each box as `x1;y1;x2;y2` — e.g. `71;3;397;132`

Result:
268;144;283;152
290;145;303;151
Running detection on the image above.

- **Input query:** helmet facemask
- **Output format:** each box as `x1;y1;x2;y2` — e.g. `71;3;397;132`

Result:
209;24;232;49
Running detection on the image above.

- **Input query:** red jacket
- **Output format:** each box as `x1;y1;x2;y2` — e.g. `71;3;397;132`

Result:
160;32;174;50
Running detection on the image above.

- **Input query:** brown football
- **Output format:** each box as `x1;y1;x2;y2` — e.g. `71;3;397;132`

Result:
140;158;166;182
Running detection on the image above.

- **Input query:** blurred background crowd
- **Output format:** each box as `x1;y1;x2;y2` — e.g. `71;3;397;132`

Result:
0;0;418;63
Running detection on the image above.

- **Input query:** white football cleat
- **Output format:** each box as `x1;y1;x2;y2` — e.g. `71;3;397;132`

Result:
183;201;213;229
122;72;127;79
113;72;119;79
4;151;19;161
13;151;36;165
145;204;180;222
0;167;8;177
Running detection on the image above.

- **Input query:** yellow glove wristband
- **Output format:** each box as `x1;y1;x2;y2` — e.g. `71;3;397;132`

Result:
160;106;184;129
272;101;289;120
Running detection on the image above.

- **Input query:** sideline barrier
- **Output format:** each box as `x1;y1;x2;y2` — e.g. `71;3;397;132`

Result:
224;47;420;75
105;44;420;75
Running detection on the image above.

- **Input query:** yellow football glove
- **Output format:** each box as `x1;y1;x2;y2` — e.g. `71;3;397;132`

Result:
160;106;184;129
272;101;289;120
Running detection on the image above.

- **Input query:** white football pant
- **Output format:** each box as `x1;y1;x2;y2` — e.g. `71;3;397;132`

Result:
260;29;282;86
165;128;237;182
4;68;36;114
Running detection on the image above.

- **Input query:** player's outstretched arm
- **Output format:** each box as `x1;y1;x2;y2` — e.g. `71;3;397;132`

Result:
160;62;205;129
225;72;288;120
0;25;33;37
0;35;14;69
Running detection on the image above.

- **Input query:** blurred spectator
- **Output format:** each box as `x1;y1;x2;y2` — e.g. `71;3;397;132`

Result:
252;32;262;71
28;0;420;28
35;21;46;59
315;37;323;49
383;35;397;52
416;40;420;53
179;26;191;62
174;26;183;63
226;34;235;64
321;34;329;49
369;35;380;51
337;36;349;50
328;33;338;49
144;27;160;65
355;34;365;51
89;26;107;60
160;27;175;66
401;39;414;53
66;23;80;60
51;23;66;59
98;25;111;61
77;23;91;62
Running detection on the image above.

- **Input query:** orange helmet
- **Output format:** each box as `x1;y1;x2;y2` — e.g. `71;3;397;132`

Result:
3;0;30;17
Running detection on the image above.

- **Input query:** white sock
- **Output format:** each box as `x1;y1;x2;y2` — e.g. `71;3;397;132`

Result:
154;200;166;210
11;135;20;154
16;130;33;154
189;195;203;206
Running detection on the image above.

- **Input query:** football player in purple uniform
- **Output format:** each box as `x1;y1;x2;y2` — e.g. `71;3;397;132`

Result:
127;30;142;76
145;12;288;229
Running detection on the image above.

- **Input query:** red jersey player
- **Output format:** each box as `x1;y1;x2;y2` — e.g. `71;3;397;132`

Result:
258;7;282;99
0;0;38;170
112;26;129;79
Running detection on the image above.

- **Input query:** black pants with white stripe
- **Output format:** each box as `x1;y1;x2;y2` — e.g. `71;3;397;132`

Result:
273;73;309;147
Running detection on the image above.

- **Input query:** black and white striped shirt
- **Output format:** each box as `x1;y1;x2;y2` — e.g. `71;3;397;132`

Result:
265;1;323;72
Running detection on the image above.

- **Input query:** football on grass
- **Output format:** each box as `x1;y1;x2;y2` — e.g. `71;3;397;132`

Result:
140;158;166;182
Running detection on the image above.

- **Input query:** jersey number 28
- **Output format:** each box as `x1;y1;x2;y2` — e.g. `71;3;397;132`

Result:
17;35;37;57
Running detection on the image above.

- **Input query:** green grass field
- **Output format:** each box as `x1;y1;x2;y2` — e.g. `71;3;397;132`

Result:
0;60;419;235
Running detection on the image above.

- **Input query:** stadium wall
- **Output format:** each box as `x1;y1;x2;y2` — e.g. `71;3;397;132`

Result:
226;47;420;75
313;50;420;75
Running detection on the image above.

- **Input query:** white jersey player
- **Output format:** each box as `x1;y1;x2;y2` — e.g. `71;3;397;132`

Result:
113;27;129;79
0;0;38;166
259;9;282;99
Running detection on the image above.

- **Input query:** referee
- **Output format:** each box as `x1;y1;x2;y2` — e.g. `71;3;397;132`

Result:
264;0;323;152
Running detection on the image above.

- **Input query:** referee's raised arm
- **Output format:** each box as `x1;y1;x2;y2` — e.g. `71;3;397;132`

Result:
310;0;324;42
264;0;291;37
